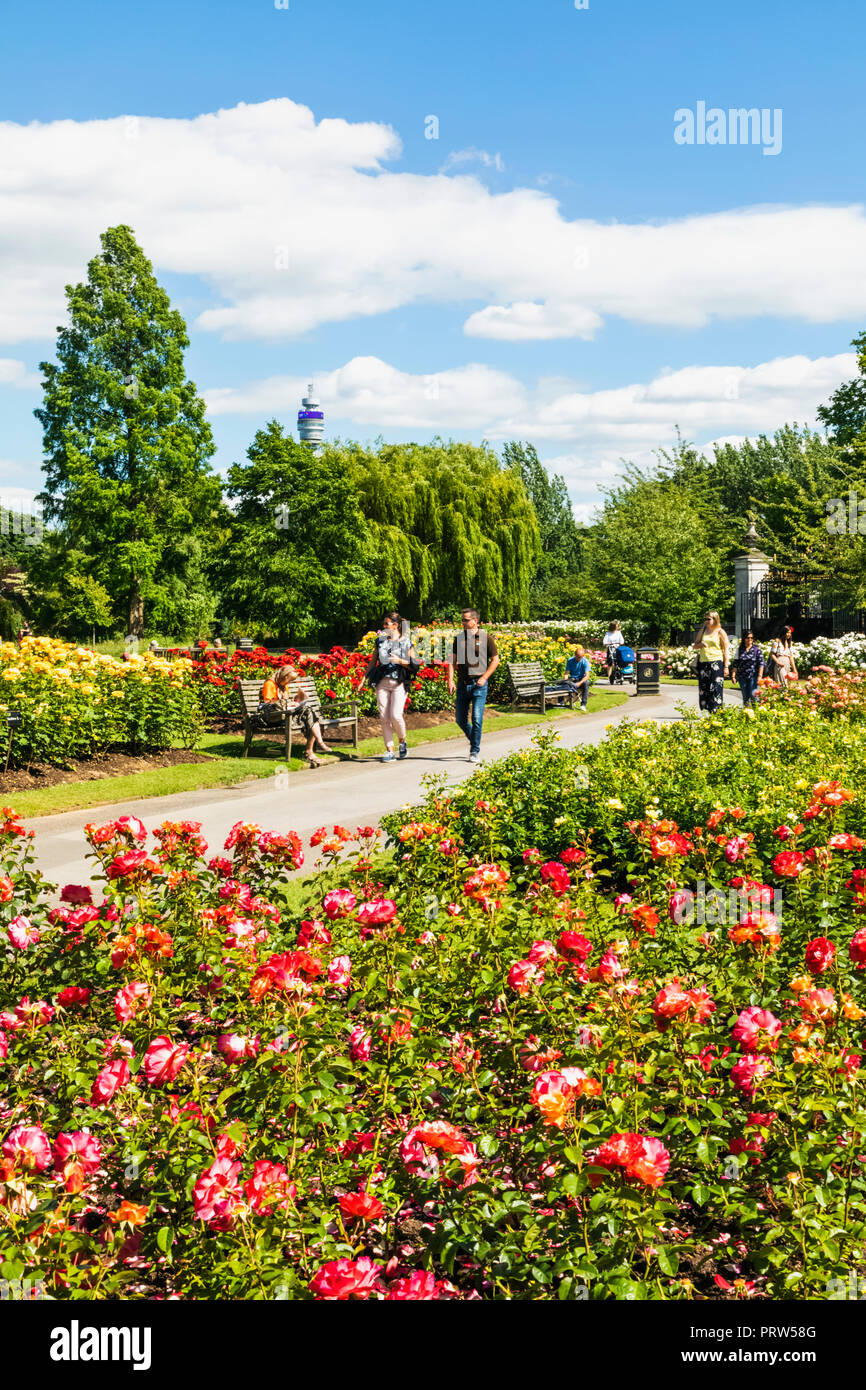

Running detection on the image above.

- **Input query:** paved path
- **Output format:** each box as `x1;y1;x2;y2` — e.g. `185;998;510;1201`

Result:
24;685;702;888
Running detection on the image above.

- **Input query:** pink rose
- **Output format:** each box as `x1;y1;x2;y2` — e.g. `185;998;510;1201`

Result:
53;1131;102;1193
7;916;40;949
90;1058;131;1106
142;1036;189;1086
2;1123;52;1172
323;889;357;920
217;1033;260;1065
731;1007;782;1054
328;955;352;987
356;898;397;926
114;981;152;1023
349;1026;372;1061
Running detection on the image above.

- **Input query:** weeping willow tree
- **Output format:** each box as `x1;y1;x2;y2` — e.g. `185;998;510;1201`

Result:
337;439;541;620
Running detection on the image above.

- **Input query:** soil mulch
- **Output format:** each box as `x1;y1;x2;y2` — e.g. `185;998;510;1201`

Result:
0;747;213;793
0;709;509;792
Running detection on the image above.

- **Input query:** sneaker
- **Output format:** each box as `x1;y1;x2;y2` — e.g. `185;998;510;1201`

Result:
468;752;480;763
380;751;396;762
578;706;588;714
398;740;408;759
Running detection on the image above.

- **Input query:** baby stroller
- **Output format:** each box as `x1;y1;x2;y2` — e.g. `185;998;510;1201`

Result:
609;644;636;685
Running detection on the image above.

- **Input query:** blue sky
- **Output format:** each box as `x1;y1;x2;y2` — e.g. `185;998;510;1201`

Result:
1;0;864;517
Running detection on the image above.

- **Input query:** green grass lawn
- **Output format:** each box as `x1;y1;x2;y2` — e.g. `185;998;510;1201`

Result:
9;690;629;820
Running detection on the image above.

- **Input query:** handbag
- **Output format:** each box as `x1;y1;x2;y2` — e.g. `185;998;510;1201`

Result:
688;654;699;676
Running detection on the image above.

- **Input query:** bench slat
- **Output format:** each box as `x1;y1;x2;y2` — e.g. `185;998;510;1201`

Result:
504;659;573;712
238;672;359;758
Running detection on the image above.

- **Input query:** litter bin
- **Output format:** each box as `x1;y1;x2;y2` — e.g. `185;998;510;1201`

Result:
635;648;660;695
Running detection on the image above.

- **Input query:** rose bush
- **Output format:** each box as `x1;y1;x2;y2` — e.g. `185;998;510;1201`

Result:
1;690;866;1300
180;646;452;721
185;630;603;721
0;638;201;766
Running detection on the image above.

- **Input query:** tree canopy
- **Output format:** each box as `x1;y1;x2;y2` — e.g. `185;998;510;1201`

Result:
343;439;541;621
217;422;389;642
574;461;730;640
34;225;221;636
501;441;582;616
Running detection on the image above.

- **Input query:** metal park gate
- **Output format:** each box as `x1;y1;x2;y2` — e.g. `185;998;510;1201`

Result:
740;569;866;642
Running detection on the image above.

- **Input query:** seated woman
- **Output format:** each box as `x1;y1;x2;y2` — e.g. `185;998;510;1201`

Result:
258;666;332;768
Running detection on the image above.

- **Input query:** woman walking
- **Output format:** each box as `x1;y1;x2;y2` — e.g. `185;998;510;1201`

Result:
692;611;730;714
366;612;417;763
258;665;332;768
767;626;798;687
732;630;765;707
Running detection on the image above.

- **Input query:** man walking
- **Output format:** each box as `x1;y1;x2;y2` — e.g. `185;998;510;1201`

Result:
446;608;499;764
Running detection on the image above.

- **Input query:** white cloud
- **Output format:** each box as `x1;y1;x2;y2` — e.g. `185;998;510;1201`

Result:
206;355;527;429
0;483;40;511
206;350;854;521
0;359;39;389
0;461;41;490
2;100;866;343
493;352;856;442
464;301;602;341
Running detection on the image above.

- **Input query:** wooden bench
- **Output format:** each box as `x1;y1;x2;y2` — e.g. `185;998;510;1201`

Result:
239;676;359;760
506;660;574;714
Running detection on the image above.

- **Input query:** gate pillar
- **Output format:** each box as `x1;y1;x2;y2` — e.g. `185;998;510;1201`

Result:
734;523;771;639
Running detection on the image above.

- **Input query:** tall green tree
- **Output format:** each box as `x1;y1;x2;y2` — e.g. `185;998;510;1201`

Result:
818;332;866;448
668;425;852;540
34;225;221;636
218;422;388;642
501;440;582;615
577;464;730;640
345;439;541;620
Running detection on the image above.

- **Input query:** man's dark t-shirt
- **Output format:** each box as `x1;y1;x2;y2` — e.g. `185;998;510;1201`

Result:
451;631;498;682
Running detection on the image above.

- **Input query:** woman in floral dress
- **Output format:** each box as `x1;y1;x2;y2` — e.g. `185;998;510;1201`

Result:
692;611;730;714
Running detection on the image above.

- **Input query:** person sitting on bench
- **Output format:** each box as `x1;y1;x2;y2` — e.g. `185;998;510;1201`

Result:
258;666;332;767
564;645;591;711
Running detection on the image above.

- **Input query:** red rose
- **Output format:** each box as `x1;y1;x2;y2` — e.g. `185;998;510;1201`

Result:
772;850;805;878
804;936;837;976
